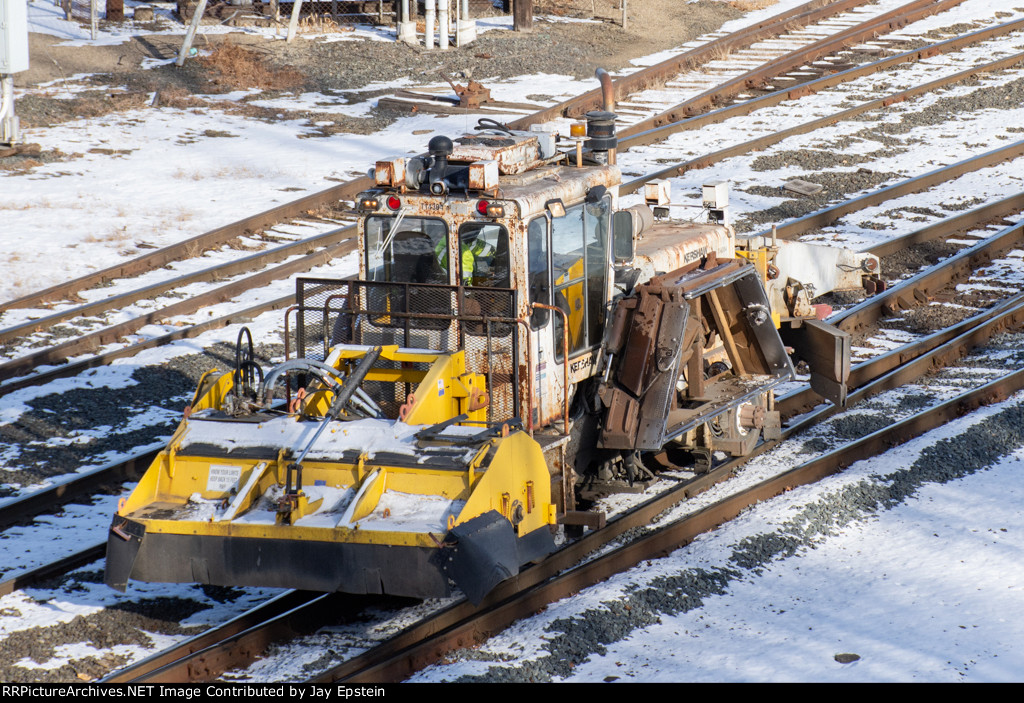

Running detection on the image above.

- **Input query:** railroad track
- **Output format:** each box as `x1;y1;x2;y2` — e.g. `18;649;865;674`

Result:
97;298;1024;681
4;4;1019;397
4;0;1024;683
66;207;1020;682
2;1;1019;396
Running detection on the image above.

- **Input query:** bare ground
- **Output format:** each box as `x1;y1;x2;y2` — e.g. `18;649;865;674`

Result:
13;0;747;131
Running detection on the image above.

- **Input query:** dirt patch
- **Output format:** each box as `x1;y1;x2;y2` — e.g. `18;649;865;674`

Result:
0;146;76;174
198;40;306;91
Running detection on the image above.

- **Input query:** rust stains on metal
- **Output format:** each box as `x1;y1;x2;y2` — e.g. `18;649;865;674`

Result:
453;133;541;175
446;78;493;109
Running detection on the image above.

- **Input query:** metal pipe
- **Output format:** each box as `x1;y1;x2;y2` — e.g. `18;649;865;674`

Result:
595;67;614;112
323;293;350;357
0;75;17;145
330;346;383;414
176;0;209;67
515;318;535;437
283;304;299;406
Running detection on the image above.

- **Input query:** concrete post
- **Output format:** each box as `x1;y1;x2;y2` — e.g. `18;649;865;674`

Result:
438;0;449;50
424;0;436;49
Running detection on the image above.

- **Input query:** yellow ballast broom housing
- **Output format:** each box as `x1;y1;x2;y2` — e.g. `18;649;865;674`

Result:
106;345;556;604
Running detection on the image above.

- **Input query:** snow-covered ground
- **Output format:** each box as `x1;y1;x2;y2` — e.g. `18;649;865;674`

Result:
413;387;1024;682
2;0;1024;683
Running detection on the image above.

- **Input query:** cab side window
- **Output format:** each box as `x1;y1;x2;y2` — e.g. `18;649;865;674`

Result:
549;198;610;358
528;217;550;328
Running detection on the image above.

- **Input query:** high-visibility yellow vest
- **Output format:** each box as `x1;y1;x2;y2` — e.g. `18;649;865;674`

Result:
435;237;493;284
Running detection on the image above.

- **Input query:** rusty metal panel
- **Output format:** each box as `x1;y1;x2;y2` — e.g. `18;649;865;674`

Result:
446;79;493;109
505;167;621;219
598;260;794;452
781;318;851;407
598;281;690;451
633;222;734;281
375;158;406;187
619;288;661;395
452;134;540;175
601;388;641;448
468;160;499;191
633;294;690;450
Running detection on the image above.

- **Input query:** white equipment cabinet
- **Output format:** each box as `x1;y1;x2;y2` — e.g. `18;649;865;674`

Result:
1;0;29;144
1;0;29;74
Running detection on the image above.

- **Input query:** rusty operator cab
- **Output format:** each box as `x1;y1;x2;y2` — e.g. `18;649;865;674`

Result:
353;128;628;435
344;117;860;509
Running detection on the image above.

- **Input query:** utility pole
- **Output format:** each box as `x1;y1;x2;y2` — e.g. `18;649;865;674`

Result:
513;0;532;31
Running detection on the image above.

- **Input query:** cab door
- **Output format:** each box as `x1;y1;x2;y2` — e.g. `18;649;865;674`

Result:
526;196;612;430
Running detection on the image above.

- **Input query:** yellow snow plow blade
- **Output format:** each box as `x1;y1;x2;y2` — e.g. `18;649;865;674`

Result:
106;346;556;603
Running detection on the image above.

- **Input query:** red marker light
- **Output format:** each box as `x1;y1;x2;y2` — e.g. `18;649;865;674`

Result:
387;195;401;210
476;200;489;215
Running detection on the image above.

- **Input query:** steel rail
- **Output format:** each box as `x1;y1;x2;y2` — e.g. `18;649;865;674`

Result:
0;544;105;597
782;292;1024;419
863;191;1024;259
0;238;358;386
0;178;370;314
745;139;1024;241
783;292;1024;430
102;590;327;683
0;291;293;397
616;0;968;140
320;296;1024;683
777;216;1024;417
836;220;1024;334
0;445;162;530
616;16;1024;155
506;0;867;130
118;592;393;683
620;45;1024;194
0;225;358;346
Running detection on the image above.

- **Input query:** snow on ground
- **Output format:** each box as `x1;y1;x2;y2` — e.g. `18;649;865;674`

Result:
3;0;1024;683
411;388;1024;683
559;458;1024;683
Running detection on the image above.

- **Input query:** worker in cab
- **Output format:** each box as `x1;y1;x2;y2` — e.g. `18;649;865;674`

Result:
434;232;496;286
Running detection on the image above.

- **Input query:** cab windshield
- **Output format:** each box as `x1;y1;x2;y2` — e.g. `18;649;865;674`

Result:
365;216;510;289
364;216;447;284
456;222;510;288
